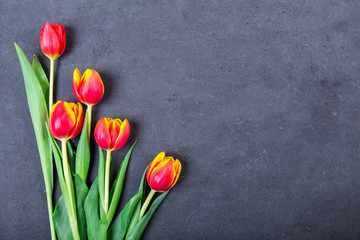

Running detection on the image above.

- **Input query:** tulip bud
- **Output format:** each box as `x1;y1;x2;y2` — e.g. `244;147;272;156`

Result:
49;101;84;140
40;22;66;60
94;117;130;151
73;69;104;106
146;152;182;192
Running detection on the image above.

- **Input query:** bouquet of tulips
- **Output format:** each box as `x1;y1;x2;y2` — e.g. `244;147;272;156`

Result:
15;22;182;240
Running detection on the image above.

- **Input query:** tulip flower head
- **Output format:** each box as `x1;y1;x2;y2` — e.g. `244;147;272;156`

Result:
146;152;182;192
73;69;104;106
94;117;130;151
40;22;66;60
49;101;84;140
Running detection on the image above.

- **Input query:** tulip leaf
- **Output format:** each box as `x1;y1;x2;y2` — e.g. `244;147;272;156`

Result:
107;141;137;225
98;147;105;211
49;134;72;238
31;55;49;109
125;167;149;237
125;191;169;240
74;175;90;239
53;175;89;240
67;140;76;175
107;192;142;240
15;43;52;191
15;44;55;235
75;109;90;182
84;178;108;240
53;196;71;240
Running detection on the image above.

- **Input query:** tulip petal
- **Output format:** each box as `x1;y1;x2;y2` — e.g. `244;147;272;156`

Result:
80;70;104;105
95;117;113;150
53;24;66;56
68;102;83;139
146;152;165;181
169;159;182;189
113;119;130;151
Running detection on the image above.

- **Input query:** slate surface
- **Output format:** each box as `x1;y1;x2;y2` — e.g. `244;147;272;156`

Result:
1;0;360;239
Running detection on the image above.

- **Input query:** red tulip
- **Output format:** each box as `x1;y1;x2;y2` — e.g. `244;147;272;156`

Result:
146;152;182;192
94;117;130;151
49;101;83;140
73;69;104;106
40;22;66;60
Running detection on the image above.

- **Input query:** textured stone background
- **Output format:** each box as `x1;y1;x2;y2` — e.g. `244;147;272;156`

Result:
1;0;360;239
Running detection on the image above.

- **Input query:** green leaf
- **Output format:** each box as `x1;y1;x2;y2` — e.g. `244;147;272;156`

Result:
53;175;89;240
49;135;72;238
75;109;90;182
84;178;108;240
74;175;90;239
67;141;76;175
125;167;149;238
14;43;53;194
125;191;169;240
31;55;49;109
107;141;137;225
107;192;142;240
52;196;71;240
98;147;105;210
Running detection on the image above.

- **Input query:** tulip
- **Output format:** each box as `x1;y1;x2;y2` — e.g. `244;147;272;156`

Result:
73;69;104;106
73;69;104;138
40;22;66;111
146;152;182;192
94;117;130;151
49;101;84;140
49;100;83;240
40;22;66;60
94;117;130;214
139;152;181;220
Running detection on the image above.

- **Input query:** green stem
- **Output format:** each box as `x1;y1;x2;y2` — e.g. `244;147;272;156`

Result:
49;59;55;110
62;140;80;240
45;189;56;240
139;189;156;220
104;150;112;215
47;60;55;239
87;105;92;141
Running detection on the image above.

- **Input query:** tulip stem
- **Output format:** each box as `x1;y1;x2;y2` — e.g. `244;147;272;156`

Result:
45;187;56;240
104;150;112;215
62;140;80;240
139;189;156;220
87;105;92;140
49;58;55;111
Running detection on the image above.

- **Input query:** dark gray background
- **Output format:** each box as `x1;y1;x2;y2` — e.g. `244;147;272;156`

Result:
1;0;360;239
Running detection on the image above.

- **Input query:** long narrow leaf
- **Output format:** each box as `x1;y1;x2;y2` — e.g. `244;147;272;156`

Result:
15;43;52;195
74;175;90;239
53;196;72;240
125;167;148;238
53;175;89;240
107;192;142;240
75;110;90;182
107;141;137;224
49;134;73;239
125;191;169;240
31;55;49;109
84;178;107;240
67;141;76;175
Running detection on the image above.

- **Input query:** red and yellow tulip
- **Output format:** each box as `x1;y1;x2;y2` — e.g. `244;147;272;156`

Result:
40;22;66;60
49;101;84;140
94;117;130;151
73;69;104;106
146;152;182;192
